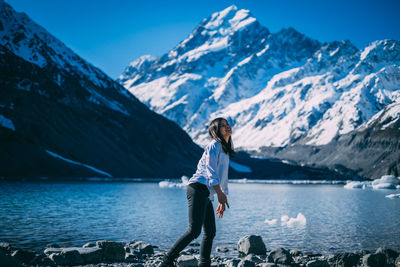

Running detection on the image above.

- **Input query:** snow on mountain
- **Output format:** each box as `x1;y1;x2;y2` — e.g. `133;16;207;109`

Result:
0;0;207;179
120;5;400;152
0;0;134;115
120;5;323;145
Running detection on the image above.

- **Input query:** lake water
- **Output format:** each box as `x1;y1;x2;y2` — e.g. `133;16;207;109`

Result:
1;180;399;256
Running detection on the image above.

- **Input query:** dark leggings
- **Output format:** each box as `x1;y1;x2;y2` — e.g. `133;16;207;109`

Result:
167;182;216;267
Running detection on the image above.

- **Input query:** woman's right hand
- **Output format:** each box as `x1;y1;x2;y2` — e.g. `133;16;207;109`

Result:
216;192;229;218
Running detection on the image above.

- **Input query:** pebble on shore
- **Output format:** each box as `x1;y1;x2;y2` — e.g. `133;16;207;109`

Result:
0;236;399;267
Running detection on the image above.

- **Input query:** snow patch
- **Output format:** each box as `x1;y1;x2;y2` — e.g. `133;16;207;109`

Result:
229;161;252;173
0;114;15;131
45;150;112;177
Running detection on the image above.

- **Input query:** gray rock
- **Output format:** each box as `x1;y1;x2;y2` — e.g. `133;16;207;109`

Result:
130;241;154;255
224;259;240;267
306;259;329;267
0;242;14;254
290;249;303;257
237;235;266;256
44;247;62;256
258;264;279;267
82;242;96;248
49;249;84;265
327;252;360;267
216;246;230;253
376;247;399;264
76;247;103;263
182;247;198;255
267;248;293;265
29;253;54;266
0;250;22;267
96;240;125;261
244;253;264;264
10;249;36;264
189;242;200;247
363;253;387;267
355;250;370;257
238;259;255;267
177;255;198;267
396;255;400;267
46;247;103;264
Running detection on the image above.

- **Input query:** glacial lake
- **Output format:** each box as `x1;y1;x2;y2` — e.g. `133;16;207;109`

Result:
1;180;399;256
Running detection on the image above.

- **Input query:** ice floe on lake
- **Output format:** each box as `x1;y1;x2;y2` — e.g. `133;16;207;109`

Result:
344;175;400;191
159;176;189;188
230;179;345;184
264;213;306;227
386;193;400;199
264;218;278;225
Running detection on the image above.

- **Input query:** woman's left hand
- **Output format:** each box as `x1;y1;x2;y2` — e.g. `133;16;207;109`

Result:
216;203;226;218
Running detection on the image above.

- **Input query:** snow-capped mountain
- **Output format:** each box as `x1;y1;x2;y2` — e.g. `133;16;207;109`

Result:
0;0;204;178
257;96;400;179
1;1;342;180
120;5;400;153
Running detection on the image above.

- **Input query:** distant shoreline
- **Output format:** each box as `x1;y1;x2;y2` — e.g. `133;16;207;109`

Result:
0;177;354;183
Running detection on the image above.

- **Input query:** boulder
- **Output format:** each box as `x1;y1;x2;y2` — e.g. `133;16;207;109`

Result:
75;247;103;263
327;252;360;267
237;235;266;256
362;253;387;267
267;248;293;265
96;240;125;261
47;247;103;265
11;249;36;264
376;247;399;264
238;259;256;267
259;264;279;267
290;249;303;257
82;242;96;248
182;247;198;255
128;241;154;255
224;258;240;267
216;246;229;253
244;253;264;263
306;259;329;267
49;249;84;265
0;242;15;254
396;255;400;267
0;250;22;267
177;255;198;267
44;247;62;256
29;253;56;266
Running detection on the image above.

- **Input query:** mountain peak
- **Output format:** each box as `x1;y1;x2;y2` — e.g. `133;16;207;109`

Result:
203;5;256;32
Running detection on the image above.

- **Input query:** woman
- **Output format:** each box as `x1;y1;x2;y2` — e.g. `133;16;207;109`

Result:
160;117;236;267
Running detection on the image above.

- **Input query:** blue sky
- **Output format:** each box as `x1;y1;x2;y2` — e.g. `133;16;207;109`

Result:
7;0;400;79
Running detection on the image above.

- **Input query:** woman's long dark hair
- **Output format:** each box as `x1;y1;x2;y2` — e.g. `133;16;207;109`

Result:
208;117;236;157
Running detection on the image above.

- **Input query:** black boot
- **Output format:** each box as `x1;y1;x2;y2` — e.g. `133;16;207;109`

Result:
158;253;178;267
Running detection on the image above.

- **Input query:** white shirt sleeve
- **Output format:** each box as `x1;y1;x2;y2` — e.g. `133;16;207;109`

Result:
205;142;221;187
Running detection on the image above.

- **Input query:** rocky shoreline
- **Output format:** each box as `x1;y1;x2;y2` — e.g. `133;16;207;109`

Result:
1;235;399;267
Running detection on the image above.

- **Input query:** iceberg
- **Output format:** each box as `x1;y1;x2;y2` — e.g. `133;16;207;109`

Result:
279;213;306;227
344;175;400;190
386;193;400;199
344;181;368;189
159;176;189;188
264;218;278;225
